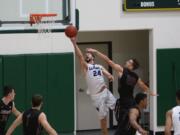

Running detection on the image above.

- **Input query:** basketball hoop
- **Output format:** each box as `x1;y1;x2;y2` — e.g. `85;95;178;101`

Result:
29;13;57;33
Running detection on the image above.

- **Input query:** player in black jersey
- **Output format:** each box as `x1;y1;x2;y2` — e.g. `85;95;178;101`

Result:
0;86;21;135
87;48;156;134
120;93;148;135
6;94;58;135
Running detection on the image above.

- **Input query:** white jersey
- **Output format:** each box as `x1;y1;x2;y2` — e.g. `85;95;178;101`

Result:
86;64;106;95
172;106;180;135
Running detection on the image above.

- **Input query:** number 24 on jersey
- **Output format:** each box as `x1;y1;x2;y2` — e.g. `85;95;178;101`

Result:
93;70;101;76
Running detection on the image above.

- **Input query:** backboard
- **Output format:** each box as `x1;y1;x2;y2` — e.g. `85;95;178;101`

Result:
0;0;77;33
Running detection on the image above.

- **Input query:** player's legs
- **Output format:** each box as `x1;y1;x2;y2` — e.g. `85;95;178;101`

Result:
106;89;116;110
100;117;108;135
114;98;135;135
114;108;129;135
91;90;109;135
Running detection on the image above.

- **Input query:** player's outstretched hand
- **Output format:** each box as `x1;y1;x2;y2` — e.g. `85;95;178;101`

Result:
86;48;98;54
70;37;77;45
108;75;114;82
149;91;159;97
138;128;148;135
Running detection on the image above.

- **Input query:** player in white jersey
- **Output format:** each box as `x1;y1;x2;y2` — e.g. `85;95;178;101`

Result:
165;90;180;135
86;63;108;95
70;37;116;135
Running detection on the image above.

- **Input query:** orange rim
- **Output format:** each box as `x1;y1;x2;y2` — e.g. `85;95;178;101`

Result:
30;13;57;25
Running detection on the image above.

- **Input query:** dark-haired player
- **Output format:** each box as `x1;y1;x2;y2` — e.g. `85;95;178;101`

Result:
0;86;21;135
127;93;148;135
86;48;156;135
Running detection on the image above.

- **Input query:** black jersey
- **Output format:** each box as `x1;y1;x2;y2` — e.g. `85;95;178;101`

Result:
115;68;139;122
115;106;141;135
118;68;139;99
126;106;141;135
0;100;13;134
22;108;43;135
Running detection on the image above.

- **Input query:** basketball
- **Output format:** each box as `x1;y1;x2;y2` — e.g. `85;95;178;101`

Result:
65;25;78;38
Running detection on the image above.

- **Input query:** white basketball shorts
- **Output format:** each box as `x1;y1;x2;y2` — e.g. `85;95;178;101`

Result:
90;88;116;119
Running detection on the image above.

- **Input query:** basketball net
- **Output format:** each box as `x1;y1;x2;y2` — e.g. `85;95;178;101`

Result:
30;14;57;35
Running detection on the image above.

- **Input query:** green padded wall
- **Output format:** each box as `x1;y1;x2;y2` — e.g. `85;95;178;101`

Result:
3;55;26;111
47;54;74;133
0;53;74;134
157;49;180;126
0;56;3;95
26;55;48;113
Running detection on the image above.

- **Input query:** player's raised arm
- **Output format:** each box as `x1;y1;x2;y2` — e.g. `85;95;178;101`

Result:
86;48;123;75
101;66;114;82
137;78;157;96
70;37;87;74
